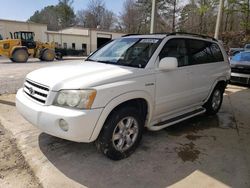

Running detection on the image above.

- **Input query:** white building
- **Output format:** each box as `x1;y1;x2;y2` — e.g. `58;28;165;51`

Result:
0;19;126;55
0;19;47;42
46;27;125;55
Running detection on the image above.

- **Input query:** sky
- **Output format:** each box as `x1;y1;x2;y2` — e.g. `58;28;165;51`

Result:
0;0;125;21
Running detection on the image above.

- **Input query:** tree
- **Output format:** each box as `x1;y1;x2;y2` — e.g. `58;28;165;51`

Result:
29;0;76;30
57;0;76;28
179;1;200;33
119;0;178;34
76;0;116;30
29;6;60;30
119;0;141;33
237;0;250;33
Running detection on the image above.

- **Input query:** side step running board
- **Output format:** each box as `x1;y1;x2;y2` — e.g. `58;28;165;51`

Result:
149;108;206;131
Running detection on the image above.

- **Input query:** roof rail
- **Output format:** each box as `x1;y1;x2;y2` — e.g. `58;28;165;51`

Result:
167;32;218;41
122;34;141;37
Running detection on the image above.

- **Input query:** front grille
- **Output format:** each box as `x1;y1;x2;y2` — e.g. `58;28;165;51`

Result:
231;67;250;74
231;76;249;84
23;79;49;104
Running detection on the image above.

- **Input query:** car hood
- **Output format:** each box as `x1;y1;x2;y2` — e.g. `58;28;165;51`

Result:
230;60;250;68
26;61;144;91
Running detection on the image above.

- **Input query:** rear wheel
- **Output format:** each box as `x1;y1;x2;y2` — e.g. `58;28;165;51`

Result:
204;85;224;115
12;49;29;63
96;106;143;160
41;49;55;61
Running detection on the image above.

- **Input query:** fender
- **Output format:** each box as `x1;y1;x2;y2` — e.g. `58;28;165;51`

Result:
89;90;154;142
10;46;28;57
203;76;228;104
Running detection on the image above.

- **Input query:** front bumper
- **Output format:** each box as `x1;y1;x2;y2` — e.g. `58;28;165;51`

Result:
231;72;250;85
16;89;103;142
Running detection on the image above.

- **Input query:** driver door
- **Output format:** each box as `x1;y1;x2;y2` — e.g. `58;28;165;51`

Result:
21;32;36;49
153;38;194;120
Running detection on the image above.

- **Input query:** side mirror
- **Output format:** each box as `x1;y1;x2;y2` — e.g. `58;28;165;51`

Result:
159;57;178;71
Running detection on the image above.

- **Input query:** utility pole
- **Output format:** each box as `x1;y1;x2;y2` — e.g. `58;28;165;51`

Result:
150;0;156;34
172;0;176;32
214;0;224;39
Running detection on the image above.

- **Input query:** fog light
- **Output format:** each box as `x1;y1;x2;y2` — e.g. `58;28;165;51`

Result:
59;119;69;132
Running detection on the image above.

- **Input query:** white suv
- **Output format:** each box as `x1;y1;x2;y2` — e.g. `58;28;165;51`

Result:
16;33;231;160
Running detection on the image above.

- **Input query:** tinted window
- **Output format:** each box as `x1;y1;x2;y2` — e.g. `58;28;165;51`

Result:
210;43;224;62
186;39;223;65
159;39;189;67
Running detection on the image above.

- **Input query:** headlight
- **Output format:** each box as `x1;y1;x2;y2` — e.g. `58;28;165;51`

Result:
54;90;97;109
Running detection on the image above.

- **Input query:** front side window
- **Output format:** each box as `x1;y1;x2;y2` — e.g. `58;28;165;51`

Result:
87;38;161;68
159;38;189;67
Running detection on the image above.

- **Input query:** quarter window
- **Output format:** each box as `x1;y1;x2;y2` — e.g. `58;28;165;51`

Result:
210;43;224;62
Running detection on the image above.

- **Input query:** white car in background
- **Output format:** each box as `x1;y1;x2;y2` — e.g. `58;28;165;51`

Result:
16;33;230;160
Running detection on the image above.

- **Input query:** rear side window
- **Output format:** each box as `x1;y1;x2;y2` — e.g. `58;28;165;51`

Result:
187;39;224;65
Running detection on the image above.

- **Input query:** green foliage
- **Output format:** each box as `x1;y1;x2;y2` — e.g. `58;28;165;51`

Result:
57;0;76;28
29;0;75;31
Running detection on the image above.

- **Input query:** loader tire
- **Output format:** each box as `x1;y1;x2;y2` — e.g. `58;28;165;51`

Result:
12;49;29;63
41;49;55;62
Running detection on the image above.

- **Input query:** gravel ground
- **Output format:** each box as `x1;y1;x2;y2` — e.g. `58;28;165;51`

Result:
0;121;42;188
0;57;84;94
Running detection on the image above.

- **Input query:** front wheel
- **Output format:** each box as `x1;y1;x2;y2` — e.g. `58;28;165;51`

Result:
40;49;55;61
204;85;224;115
96;107;143;160
12;49;29;63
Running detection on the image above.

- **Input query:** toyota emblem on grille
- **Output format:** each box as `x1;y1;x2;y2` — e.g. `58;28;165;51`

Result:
28;87;35;95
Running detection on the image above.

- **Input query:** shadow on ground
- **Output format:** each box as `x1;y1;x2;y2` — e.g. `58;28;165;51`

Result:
39;107;242;188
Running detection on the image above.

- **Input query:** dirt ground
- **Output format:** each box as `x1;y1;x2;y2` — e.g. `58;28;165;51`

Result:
0;121;42;188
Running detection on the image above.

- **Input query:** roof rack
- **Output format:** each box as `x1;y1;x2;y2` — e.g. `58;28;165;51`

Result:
122;34;141;37
167;32;218;41
122;32;218;42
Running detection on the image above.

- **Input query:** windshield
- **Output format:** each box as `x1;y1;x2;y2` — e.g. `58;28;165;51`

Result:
232;52;250;62
87;37;161;68
245;44;250;50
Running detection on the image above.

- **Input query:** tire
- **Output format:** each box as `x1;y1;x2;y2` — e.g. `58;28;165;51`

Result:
12;49;29;63
96;106;144;160
55;52;63;60
204;85;224;115
41;49;55;61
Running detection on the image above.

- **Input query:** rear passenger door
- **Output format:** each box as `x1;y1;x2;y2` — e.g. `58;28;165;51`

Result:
184;39;225;104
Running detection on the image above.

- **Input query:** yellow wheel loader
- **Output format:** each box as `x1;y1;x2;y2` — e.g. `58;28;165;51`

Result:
0;31;56;63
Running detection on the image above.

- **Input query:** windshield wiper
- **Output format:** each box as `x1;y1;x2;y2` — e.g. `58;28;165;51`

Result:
85;58;94;62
